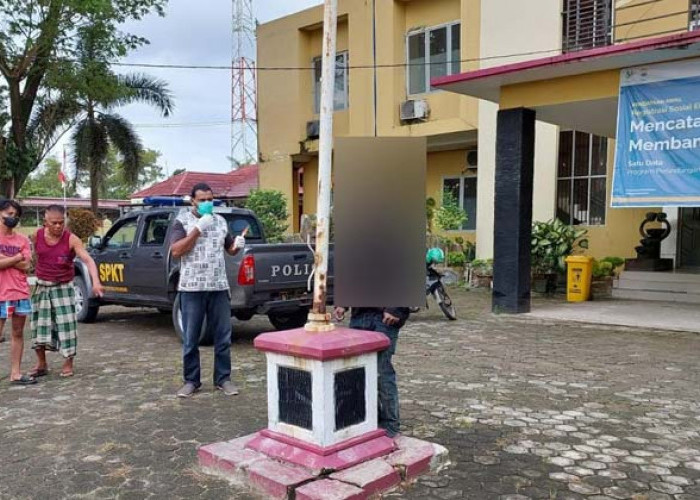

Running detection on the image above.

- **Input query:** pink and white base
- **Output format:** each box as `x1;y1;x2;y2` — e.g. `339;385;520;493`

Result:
197;326;449;498
199;433;449;499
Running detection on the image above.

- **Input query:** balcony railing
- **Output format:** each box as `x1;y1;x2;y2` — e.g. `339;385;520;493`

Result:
563;0;700;53
562;0;613;53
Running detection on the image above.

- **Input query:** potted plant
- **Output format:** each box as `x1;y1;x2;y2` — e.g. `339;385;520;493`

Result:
531;219;589;295
590;256;624;299
469;258;493;288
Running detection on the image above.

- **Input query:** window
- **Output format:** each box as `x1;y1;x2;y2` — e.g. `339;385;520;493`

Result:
407;22;461;95
442;175;477;231
141;213;171;246
562;0;613;52
223;214;264;241
556;131;607;226
104;218;139;249
691;0;700;30
313;51;349;114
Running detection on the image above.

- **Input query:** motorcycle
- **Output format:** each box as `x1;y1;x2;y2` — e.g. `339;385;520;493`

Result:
410;263;457;321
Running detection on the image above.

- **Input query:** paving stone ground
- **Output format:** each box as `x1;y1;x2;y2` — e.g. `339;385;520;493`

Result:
2;289;700;499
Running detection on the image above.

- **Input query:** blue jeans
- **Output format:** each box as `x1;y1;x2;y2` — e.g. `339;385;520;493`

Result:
180;290;232;387
349;310;400;437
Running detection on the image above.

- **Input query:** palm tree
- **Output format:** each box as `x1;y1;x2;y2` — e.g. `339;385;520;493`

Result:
29;27;174;212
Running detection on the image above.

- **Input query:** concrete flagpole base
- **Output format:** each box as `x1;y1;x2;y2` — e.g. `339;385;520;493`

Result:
199;433;449;499
197;325;449;498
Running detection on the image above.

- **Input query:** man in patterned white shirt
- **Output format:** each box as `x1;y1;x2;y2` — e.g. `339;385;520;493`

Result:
170;183;245;398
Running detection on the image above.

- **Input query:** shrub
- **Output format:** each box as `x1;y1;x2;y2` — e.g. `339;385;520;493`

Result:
68;209;98;241
463;241;476;263
592;260;614;278
601;256;625;269
471;258;493;276
447;252;466;267
426;197;436;233
435;191;467;231
245;190;289;243
531;218;588;274
592;256;625;278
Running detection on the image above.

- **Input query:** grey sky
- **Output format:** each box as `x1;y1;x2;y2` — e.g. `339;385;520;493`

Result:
55;0;321;179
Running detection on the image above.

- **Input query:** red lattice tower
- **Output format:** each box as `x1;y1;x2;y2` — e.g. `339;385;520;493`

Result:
231;0;257;168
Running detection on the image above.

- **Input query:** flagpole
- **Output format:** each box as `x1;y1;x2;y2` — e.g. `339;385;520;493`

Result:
305;0;338;332
62;147;67;214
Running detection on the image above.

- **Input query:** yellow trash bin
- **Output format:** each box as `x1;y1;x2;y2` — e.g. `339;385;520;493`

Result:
565;256;593;302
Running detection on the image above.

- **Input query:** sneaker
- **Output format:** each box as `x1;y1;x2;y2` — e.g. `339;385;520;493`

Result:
176;382;199;398
216;381;239;396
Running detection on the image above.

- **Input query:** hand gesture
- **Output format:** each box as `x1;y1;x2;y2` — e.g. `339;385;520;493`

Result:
196;214;214;233
92;282;105;298
382;312;399;326
233;235;245;250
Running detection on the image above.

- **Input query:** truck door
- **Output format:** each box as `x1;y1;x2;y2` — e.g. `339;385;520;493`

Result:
131;211;172;304
92;216;140;299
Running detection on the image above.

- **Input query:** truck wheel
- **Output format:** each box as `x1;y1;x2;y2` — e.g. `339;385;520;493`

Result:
172;293;213;346
234;310;254;321
74;275;99;323
268;309;309;331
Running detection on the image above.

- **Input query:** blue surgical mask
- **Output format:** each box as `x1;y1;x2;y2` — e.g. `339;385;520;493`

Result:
198;201;214;216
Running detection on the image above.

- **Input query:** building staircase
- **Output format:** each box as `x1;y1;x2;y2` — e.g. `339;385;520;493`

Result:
613;270;700;304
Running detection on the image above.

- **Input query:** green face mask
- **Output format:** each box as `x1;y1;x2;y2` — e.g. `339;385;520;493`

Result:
198;201;214;216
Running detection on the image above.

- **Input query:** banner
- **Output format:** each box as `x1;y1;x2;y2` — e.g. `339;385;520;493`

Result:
613;59;700;207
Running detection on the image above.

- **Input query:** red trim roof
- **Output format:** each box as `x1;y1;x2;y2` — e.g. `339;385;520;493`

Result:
131;165;259;199
17;197;125;210
433;30;700;101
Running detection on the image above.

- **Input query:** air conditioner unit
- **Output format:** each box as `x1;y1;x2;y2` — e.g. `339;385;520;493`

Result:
400;99;429;122
306;120;320;140
466;150;478;168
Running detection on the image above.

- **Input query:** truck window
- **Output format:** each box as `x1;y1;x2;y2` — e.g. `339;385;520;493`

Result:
225;215;263;240
103;218;139;249
141;213;171;246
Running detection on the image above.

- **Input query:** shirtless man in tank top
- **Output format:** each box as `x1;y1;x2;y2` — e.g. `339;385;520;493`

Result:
30;205;104;378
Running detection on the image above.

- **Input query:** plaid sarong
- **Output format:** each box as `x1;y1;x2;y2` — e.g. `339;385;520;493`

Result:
31;279;78;358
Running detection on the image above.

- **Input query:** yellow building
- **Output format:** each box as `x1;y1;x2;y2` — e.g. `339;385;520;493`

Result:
258;0;700;268
258;0;480;240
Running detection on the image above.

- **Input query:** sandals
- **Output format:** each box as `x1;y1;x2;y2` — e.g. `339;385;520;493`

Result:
27;367;73;378
10;374;37;385
28;367;49;378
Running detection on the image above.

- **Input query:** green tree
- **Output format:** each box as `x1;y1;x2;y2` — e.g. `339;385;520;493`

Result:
0;0;168;198
245;190;289;243
435;190;467;232
19;156;77;198
100;148;165;199
32;25;173;212
171;167;186;177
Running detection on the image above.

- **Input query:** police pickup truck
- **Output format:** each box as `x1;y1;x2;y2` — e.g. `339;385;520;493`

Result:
74;198;333;344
